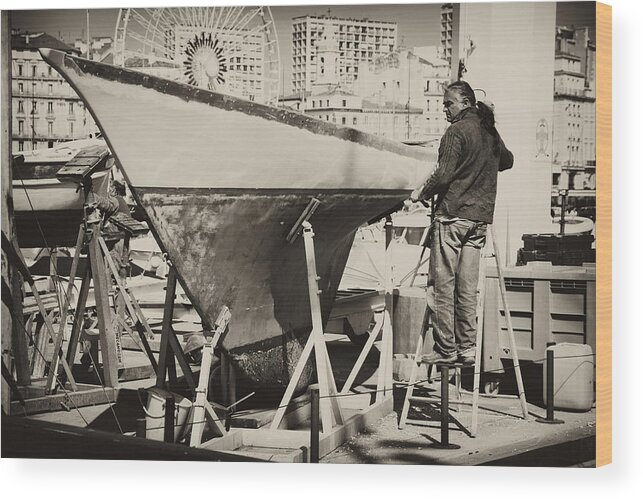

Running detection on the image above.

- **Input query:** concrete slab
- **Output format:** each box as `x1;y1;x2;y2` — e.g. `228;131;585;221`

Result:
321;383;596;466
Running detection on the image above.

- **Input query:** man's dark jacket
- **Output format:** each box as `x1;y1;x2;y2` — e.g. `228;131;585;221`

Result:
419;107;513;224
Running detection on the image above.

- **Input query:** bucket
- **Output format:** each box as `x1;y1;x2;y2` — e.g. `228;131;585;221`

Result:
143;388;192;442
542;343;594;412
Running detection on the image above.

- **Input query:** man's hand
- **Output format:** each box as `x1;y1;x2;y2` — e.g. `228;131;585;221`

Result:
410;187;423;203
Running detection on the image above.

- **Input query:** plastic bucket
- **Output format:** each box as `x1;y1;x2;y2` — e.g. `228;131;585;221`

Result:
542;343;595;412
144;388;192;442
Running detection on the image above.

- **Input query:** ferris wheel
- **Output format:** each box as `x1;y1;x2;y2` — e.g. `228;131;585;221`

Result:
113;6;281;105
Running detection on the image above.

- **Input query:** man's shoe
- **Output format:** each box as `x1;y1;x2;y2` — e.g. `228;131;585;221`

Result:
421;351;457;364
457;347;476;365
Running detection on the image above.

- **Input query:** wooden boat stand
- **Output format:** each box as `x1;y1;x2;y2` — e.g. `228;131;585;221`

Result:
152;265;236;445
1;230;104;415
198;203;394;461
46;210;158;392
399;225;530;440
2;199;162;415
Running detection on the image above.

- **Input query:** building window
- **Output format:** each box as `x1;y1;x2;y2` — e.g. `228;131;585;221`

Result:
32;65;36;77
353;117;358;125
312;101;315;108
47;102;53;113
48;121;53;136
326;100;329;107
48;67;52;77
18;83;23;93
18;101;24;113
18;120;24;135
341;117;346;125
69;102;74;114
48;84;53;95
32;101;37;113
69;122;74;137
342;99;347;107
32;82;36;93
18;64;23;76
18;141;24;151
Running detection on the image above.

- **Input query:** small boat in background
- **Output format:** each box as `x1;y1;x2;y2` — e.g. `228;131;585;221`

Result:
13;139;112;248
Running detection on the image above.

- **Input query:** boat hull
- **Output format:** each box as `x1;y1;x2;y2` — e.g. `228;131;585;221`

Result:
137;187;408;389
40;49;437;389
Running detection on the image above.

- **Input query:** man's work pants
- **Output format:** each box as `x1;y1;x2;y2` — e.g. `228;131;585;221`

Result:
426;218;487;356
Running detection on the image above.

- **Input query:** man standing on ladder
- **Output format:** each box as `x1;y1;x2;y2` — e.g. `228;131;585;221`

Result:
410;80;513;364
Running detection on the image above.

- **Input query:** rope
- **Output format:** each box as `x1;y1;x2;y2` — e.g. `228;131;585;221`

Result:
137;350;596;433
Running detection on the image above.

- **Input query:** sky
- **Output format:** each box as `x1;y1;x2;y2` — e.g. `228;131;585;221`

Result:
9;1;596;89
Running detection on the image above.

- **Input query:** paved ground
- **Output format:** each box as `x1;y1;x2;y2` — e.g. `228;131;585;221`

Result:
20;335;596;466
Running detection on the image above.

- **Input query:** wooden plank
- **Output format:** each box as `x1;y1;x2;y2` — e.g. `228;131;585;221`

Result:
303;224;334;433
270;333;314;430
595;1;612;468
87;227;118;387
341;311;384;394
167;328;196;393
10;387;116;416
64;269;91;372
490;226;529;420
156;267;177;388
317;396;393;460
1;10;15;412
46;226;85;393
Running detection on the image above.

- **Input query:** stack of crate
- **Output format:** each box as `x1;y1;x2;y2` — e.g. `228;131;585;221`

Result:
517;233;595;266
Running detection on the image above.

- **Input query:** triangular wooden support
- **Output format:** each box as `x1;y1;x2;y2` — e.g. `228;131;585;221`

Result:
189;306;231;447
341;216;395;398
271;221;344;433
156;266;196;393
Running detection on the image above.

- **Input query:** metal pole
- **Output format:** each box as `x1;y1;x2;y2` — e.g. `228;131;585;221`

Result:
537;344;564;424
136;418;146;438
440;365;449;445
428;365;460;449
164;395;175;443
559;189;568;235
310;385;320;463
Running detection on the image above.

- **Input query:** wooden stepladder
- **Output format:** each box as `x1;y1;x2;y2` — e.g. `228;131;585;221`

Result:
399;224;529;436
271;217;344;434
